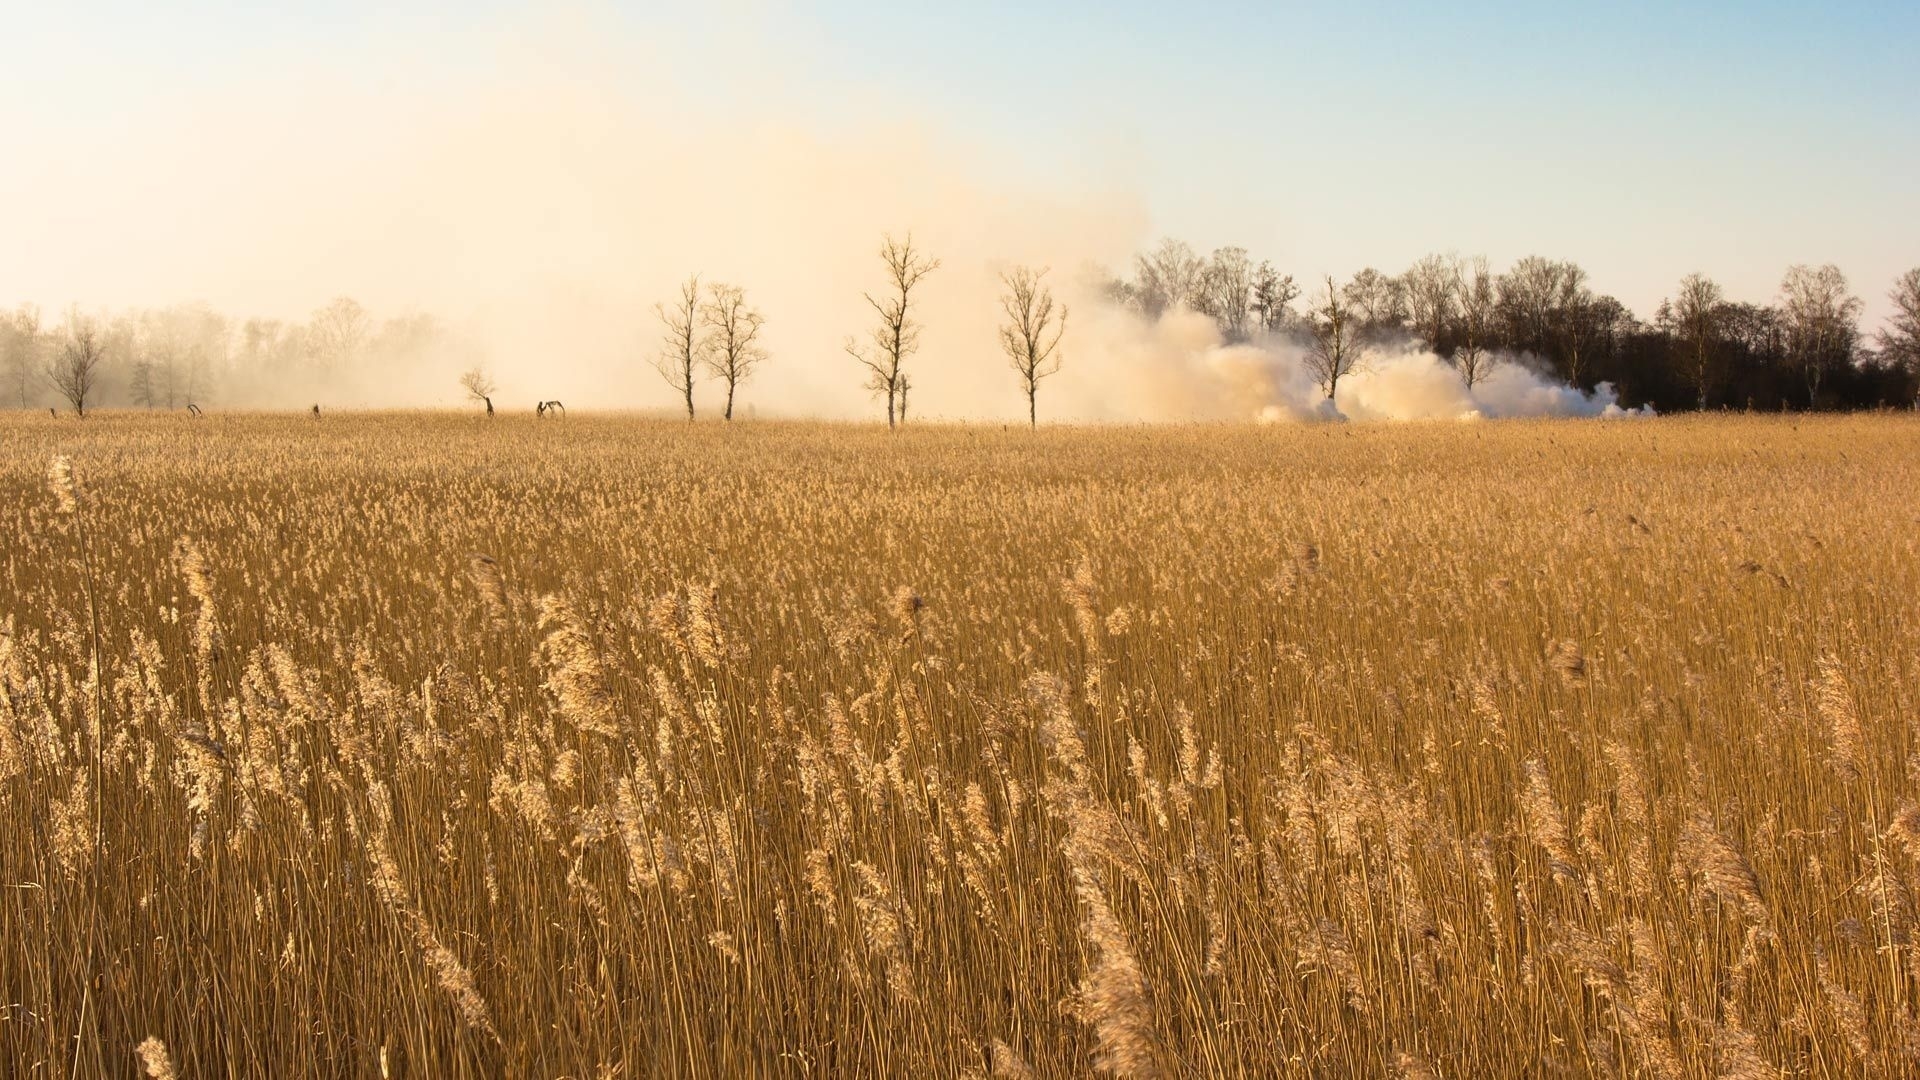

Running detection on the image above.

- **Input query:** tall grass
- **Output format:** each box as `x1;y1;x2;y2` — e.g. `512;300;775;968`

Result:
1;411;1916;1077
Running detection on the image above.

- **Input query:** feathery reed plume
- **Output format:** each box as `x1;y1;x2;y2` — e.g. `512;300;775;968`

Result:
851;860;918;1005
1519;758;1580;885
1394;1050;1440;1080
1816;947;1873;1062
1062;559;1102;647
1066;863;1164;1079
46;454;77;514
989;1038;1037;1079
1548;638;1588;685
135;1037;178;1080
889;584;924;639
1291;541;1320;574
1712;999;1782;1080
1624;920;1683;1080
173;537;221;673
1673;811;1769;926
1605;741;1658;898
1469;671;1510;745
684;583;728;668
1816;655;1864;783
365;814;501;1044
536;595;621;737
467;553;508;627
50;771;94;877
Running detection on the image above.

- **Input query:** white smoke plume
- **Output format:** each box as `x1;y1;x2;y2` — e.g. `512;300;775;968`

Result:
1050;304;1653;423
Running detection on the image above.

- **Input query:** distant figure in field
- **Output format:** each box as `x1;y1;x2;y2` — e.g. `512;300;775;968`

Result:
312;404;321;418
186;403;202;417
538;400;565;418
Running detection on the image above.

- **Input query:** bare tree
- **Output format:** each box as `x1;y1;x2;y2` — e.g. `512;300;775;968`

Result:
1451;256;1499;389
1403;254;1456;352
310;297;369;371
1304;276;1365;401
1554;272;1604;388
1342;267;1408;341
1668;273;1724;408
1251;262;1299;334
460;365;497;415
1496;255;1569;356
654;275;704;420
3;305;43;408
129;358;157;409
46;316;106;418
1197;247;1255;340
1132;238;1204;318
846;234;939;429
998;266;1068;427
701;283;767;421
1877;267;1920;407
1563;294;1627;390
1779;264;1862;409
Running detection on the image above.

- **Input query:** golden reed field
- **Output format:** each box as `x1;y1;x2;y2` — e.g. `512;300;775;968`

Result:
2;411;1918;1078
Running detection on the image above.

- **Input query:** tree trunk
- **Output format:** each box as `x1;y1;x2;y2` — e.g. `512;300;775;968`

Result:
684;385;695;421
725;383;735;421
1029;388;1036;428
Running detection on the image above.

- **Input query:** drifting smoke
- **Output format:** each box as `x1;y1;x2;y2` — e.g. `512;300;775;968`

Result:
3;12;1652;423
1051;305;1654;423
1;14;1141;418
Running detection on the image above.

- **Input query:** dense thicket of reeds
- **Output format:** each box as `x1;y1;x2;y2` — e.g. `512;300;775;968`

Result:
2;412;1916;1078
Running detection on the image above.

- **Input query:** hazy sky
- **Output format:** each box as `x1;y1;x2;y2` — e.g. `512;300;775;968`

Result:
4;0;1916;326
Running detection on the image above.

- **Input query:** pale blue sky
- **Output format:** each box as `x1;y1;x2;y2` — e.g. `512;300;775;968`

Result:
4;1;1916;322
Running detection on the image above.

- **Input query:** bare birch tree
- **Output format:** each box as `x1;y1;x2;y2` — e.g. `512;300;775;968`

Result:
1877;268;1920;407
997;266;1068;427
846;234;938;428
1779;263;1862;409
1451;256;1499;389
701;282;767;421
654;274;704;421
1669;273;1724;409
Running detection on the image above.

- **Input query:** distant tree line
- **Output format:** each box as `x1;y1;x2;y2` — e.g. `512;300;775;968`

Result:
1102;240;1920;410
6;247;1916;419
0;297;466;415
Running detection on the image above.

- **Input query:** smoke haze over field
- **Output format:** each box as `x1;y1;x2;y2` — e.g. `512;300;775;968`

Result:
2;20;1144;418
3;6;1910;419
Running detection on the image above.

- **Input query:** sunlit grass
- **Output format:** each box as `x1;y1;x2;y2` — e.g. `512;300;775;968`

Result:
2;411;1916;1077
